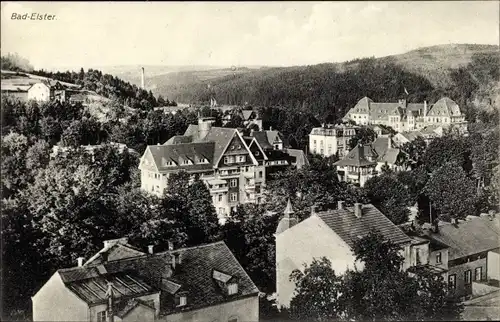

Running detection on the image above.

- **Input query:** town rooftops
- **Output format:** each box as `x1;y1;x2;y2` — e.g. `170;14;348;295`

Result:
334;137;401;167
424;215;500;261
334;143;378;167
426;97;462;117
315;203;412;248
56;240;258;316
286;149;309;169
250;130;285;150
371;136;401;165
399;131;425;142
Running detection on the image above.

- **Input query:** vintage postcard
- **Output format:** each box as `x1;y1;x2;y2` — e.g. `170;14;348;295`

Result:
1;1;499;321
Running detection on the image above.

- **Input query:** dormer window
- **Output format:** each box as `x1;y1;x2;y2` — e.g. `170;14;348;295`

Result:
213;269;238;296
228;282;238;295
175;292;187;307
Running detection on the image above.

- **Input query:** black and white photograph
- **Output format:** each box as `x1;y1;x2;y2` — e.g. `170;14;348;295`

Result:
1;1;499;321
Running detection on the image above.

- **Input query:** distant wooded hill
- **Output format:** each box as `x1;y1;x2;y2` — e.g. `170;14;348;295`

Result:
143;44;498;122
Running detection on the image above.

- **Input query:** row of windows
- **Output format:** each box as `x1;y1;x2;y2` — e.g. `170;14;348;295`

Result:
448;267;483;290
148;172;168;180
224;155;246;164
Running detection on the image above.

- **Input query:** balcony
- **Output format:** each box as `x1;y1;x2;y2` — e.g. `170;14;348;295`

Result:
219;169;241;177
210;185;228;193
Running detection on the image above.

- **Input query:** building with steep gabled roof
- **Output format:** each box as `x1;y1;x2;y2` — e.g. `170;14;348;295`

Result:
32;239;260;322
275;201;426;308
343;96;467;133
334;136;405;186
140;117;263;222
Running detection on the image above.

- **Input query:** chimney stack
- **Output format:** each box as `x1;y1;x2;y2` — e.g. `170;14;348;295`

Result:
106;282;115;322
310;205;317;216
168;240;174;251
423;101;428;117
338;200;344;210
141;67;145;89
354;203;362;218
148;245;154;254
77;257;84;267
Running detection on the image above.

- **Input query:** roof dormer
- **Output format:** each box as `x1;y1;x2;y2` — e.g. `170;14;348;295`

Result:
213;269;239;296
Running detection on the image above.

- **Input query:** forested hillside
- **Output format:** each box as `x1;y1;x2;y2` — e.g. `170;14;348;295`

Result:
30;68;161;109
152;44;499;122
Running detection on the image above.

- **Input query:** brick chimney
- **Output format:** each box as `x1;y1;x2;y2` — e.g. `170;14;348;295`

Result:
338;200;344;210
168;240;174;251
354;203;362;218
77;257;84;267
148;245;154;254
423;101;428;117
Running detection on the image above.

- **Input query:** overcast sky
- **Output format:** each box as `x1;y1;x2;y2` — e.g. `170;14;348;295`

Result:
1;1;499;71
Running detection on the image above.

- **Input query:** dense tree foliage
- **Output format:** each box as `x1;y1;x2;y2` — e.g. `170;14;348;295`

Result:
364;172;413;224
288;231;463;321
1;52;34;71
424;162;478;219
221;204;279;293
348;126;377;149
264;157;367;220
29;68;158;109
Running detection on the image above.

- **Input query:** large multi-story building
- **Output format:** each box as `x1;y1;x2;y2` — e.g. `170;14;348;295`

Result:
308;124;359;157
274;201;445;308
32;238;259;322
139;117;307;222
343;97;467;132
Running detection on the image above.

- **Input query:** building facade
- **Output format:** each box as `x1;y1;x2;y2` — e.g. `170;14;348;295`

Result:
139;117;307;222
423;215;500;299
309;124;359;158
274;201;442;308
32;238;259;322
343;97;467;132
333;136;404;187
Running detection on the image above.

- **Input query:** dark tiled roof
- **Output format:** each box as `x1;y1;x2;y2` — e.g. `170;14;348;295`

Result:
164;135;193;145
372;137;400;165
316;204;412;248
190;126;238;165
286;149;309;169
147;142;215;172
334;144;378;167
399;131;424;142
251;131;273;150
424;217;500;260
84;243;146;266
58;241;258;314
158;241;259;315
427;97;462;117
62;271;156;304
115;298;155;318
